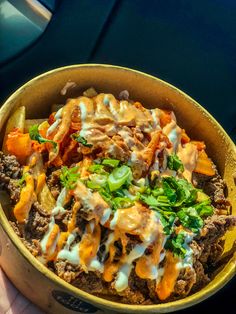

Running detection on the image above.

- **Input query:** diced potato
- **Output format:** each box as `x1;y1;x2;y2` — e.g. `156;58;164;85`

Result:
38;184;56;213
2;106;25;154
28;152;56;213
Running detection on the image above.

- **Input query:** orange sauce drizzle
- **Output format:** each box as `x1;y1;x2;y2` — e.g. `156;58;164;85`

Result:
155;251;180;300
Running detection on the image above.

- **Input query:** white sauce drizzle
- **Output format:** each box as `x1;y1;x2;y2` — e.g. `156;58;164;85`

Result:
88;257;104;272
176;232;195;270
40;188;68;256
46;106;63;137
163;120;182;153
40;217;56;255
100;208;112;225
57;233;80;265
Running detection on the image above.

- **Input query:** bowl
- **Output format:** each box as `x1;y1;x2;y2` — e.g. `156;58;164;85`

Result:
0;64;236;313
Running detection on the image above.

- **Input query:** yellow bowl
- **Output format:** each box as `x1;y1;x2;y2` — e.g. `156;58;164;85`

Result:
0;64;236;313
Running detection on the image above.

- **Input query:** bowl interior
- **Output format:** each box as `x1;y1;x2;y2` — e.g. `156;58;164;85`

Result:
0;64;236;313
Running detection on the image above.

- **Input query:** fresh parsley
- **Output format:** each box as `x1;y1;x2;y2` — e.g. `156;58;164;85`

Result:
165;232;187;258
167;154;184;172
177;207;203;233
102;158;120;168
88;164;106;174
139;176;213;234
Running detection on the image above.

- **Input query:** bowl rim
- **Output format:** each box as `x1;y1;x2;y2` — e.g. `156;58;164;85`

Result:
0;63;236;313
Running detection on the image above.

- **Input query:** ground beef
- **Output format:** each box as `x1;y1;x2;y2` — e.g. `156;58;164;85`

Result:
9;221;41;256
46;169;61;199
191;260;210;292
107;271;147;304
127;269;149;302
73;271;104;294
174;266;196;298
24;203;50;239
0;152;21;204
55;260;82;283
118;287;146;304
198;215;236;245
126;234;142;255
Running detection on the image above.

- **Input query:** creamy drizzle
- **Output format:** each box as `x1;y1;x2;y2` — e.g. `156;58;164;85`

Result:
57;233;80;265
177;143;198;182
40;217;56;255
163;120;182;153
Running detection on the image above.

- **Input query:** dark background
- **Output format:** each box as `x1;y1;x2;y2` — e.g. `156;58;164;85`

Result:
0;1;236;313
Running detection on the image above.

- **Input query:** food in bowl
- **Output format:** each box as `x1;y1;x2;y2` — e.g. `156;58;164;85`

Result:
0;88;235;305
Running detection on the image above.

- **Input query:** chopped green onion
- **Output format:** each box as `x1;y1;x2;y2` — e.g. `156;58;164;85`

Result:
88;164;105;174
87;181;101;189
108;165;132;192
89;173;107;186
60;166;80;190
113;197;133;210
152;188;164;197
102;158;120;168
99;186;112;203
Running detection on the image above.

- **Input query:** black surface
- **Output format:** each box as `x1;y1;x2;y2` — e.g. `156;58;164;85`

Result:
0;1;236;313
90;0;236;141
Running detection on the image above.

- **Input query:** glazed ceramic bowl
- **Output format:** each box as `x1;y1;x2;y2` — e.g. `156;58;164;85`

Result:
0;64;236;314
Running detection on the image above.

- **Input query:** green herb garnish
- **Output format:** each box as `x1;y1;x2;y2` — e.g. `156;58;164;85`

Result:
112;197;133;210
17;173;28;187
60;166;80;190
165;232;187;258
102;158;120;168
29;124;57;148
108;165;132;192
71;134;92;147
88;164;105;174
167;154;184;172
177;207;203;233
139;176;213;234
